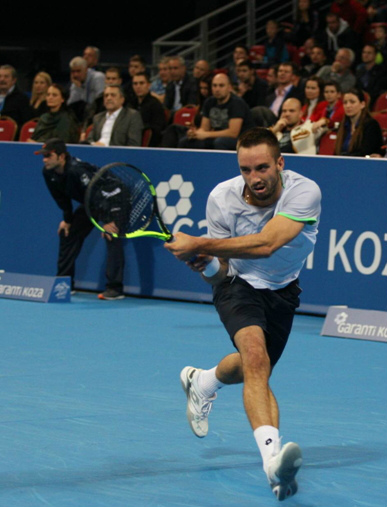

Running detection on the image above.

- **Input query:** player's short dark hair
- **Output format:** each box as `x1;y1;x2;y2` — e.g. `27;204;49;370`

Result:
237;127;281;160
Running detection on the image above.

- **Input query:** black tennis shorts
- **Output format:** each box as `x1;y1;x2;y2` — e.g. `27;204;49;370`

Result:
213;276;302;367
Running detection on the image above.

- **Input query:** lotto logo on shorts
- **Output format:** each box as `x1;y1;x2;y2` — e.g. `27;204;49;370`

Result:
156;175;194;225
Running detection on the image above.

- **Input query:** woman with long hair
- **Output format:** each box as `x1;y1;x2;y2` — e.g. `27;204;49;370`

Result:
28;84;79;143
334;88;383;157
301;75;325;121
29;71;52;117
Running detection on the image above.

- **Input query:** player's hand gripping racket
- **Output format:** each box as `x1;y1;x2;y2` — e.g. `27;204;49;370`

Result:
84;162;173;242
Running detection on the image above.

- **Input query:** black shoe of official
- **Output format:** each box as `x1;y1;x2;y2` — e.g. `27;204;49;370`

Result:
98;289;125;300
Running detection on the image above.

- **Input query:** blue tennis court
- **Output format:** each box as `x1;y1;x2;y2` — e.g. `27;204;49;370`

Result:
1;293;386;507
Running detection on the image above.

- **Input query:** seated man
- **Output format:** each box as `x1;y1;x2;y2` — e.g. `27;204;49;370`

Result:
150;57;171;103
83;46;101;70
0;64;30;128
178;72;254;151
131;72;166;147
270;98;327;154
317;47;356;93
236;59;268;108
164;56;198;113
67;56;105;123
355;43;387;108
86;85;143;146
123;54;148;107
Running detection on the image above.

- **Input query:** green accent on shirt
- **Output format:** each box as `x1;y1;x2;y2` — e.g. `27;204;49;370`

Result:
277;212;317;224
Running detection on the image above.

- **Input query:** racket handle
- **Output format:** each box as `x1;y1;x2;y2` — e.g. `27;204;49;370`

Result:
166;235;197;262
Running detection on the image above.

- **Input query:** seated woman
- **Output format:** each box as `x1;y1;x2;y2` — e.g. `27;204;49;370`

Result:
311;80;344;128
334;88;383;157
27;84;79;143
301;75;325;121
290;0;320;47
29;71;52;118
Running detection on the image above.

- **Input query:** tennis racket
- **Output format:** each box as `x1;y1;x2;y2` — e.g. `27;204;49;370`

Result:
84;162;173;242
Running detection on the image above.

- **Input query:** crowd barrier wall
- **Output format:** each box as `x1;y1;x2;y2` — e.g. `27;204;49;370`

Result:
0;141;386;314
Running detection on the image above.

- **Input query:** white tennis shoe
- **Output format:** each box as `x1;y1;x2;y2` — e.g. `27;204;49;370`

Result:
180;366;217;438
266;442;302;501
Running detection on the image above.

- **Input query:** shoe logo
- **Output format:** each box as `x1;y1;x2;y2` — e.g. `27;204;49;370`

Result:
265;438;273;445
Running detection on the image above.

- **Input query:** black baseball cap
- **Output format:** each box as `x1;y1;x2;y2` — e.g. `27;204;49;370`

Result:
34;138;68;156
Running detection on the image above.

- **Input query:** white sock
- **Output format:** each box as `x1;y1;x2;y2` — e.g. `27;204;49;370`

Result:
197;366;225;397
254;425;280;474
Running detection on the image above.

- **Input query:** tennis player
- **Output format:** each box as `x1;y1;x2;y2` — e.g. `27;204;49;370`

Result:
165;127;321;501
36;138;126;300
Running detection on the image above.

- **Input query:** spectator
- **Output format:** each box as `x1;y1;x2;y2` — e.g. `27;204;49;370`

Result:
123;55;147;107
67;56;105;123
270;97;327;153
374;24;387;63
291;0;320;47
131;72;166;146
356;43;387;107
150;57;171;103
251;62;305;127
178;72;254;151
317;47;357;92
266;65;278;93
29;71;52;118
317;13;359;61
300;37;316;66
192;59;211;80
83;46;101;70
257;20;289;67
334;87;383;156
0;64;31;128
303;45;329;76
86;85;143;147
164;56;197;113
229;44;250;85
28;84;79;143
236;59;268;108
160;75;213;148
311;80;344;127
330;0;368;35
80;67;123;139
301;75;325;120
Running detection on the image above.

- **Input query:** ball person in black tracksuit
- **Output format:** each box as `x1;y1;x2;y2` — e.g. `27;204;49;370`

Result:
36;138;125;300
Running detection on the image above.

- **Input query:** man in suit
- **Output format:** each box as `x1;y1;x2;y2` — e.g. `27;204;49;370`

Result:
252;62;304;127
0;64;30;128
87;85;143;146
164;56;198;113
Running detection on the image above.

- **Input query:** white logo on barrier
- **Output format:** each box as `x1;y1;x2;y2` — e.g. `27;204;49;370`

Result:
334;312;348;325
156;175;194;225
54;281;71;299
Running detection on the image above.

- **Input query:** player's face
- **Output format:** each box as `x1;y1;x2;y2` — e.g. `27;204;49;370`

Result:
238;144;284;206
324;85;340;104
305;80;320;100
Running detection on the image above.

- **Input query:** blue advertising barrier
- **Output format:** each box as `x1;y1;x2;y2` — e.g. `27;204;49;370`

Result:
0;272;71;302
0;141;386;313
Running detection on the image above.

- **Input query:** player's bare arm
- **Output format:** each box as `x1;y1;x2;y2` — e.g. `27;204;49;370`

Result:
164;214;304;261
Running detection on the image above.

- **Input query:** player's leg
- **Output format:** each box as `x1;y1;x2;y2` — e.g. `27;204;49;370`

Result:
57;206;93;289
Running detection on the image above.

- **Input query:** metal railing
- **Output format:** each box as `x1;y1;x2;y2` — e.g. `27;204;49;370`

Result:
152;0;329;73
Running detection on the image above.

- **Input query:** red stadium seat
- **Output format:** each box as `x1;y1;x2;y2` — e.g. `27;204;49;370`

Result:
318;130;338;155
19;118;39;142
0;116;17;141
141;128;152;147
249;45;265;64
373;92;387;113
373;112;387;147
256;68;269;81
173;105;198;127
